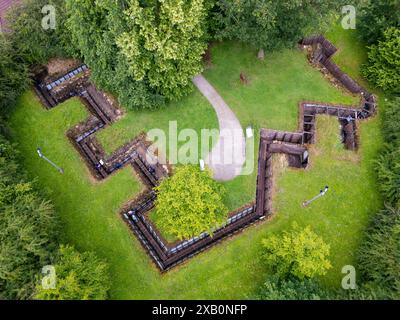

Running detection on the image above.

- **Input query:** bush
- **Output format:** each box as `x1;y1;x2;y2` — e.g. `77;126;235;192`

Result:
362;28;400;94
381;97;400;146
35;245;110;300
0;36;29;117
255;275;330;300
358;0;400;45
376;145;400;207
154;165;228;240
262;224;332;279
357;206;400;299
0;134;58;299
7;0;76;65
375;97;400;207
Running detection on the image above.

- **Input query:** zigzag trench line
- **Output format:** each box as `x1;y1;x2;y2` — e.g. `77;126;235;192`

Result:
33;35;377;271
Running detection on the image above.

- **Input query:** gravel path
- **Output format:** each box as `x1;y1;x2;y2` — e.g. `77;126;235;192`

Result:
192;74;245;181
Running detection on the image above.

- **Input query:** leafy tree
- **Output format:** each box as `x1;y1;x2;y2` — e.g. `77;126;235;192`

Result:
376;145;400;207
117;0;211;100
35;245;110;300
155;165;228;240
381;97;400;146
0;135;57;299
357;206;400;299
262;224;332;279
66;0;165;110
6;0;75;65
358;0;400;45
0;36;29;117
362;27;400;94
213;0;338;57
255;275;330;300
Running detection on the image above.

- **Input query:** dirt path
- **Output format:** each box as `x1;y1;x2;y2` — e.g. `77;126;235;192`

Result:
192;74;245;181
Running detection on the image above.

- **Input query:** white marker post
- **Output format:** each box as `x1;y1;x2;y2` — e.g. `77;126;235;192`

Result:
37;148;64;174
302;186;329;207
199;159;205;171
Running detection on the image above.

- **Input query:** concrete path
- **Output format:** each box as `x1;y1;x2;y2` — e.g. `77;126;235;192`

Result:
192;74;245;181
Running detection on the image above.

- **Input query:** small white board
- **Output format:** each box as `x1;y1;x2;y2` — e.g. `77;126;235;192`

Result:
246;126;253;138
199;159;205;171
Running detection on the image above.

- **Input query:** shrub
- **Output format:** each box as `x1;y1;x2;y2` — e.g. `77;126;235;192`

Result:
358;0;400;45
255;275;330;300
381;97;400;146
376;145;400;207
154;165;228;240
357;206;400;299
362;28;400;94
262;224;332;279
35;245;110;300
0;134;57;299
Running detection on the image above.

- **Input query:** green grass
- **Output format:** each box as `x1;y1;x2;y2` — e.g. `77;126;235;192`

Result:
97;90;219;159
9;22;383;298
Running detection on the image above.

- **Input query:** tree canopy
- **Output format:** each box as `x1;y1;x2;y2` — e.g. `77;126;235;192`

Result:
362;27;400;94
213;0;339;53
357;206;400;299
262;224;332;279
117;0;211;100
35;245;110;300
66;0;212;108
358;0;400;45
154;165;228;240
0;134;57;299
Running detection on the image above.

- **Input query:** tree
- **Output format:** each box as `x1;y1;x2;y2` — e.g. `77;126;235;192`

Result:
0;134;57;299
262;224;332;279
255;275;330;300
117;0;211;100
381;97;400;147
357;206;400;299
358;0;400;45
7;0;75;65
376;145;400;207
362;27;400;94
0;36;29;117
213;0;338;57
35;245;110;300
66;0;165;110
154;165;228;240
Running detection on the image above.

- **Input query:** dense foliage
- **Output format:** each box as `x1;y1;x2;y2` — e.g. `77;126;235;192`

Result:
376;97;400;207
362;28;400;94
117;0;212;100
213;0;339;54
255;276;330;300
356;96;400;300
35;245;110;300
155;165;228;240
0;134;57;299
66;0;212;108
66;0;165;110
262;224;332;279
358;0;400;45
0;36;29;117
357;206;400;299
6;0;74;65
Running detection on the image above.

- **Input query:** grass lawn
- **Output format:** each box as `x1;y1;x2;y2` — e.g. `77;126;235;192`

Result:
9;22;383;298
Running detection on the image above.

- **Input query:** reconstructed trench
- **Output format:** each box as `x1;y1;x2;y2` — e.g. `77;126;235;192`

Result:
33;35;377;272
